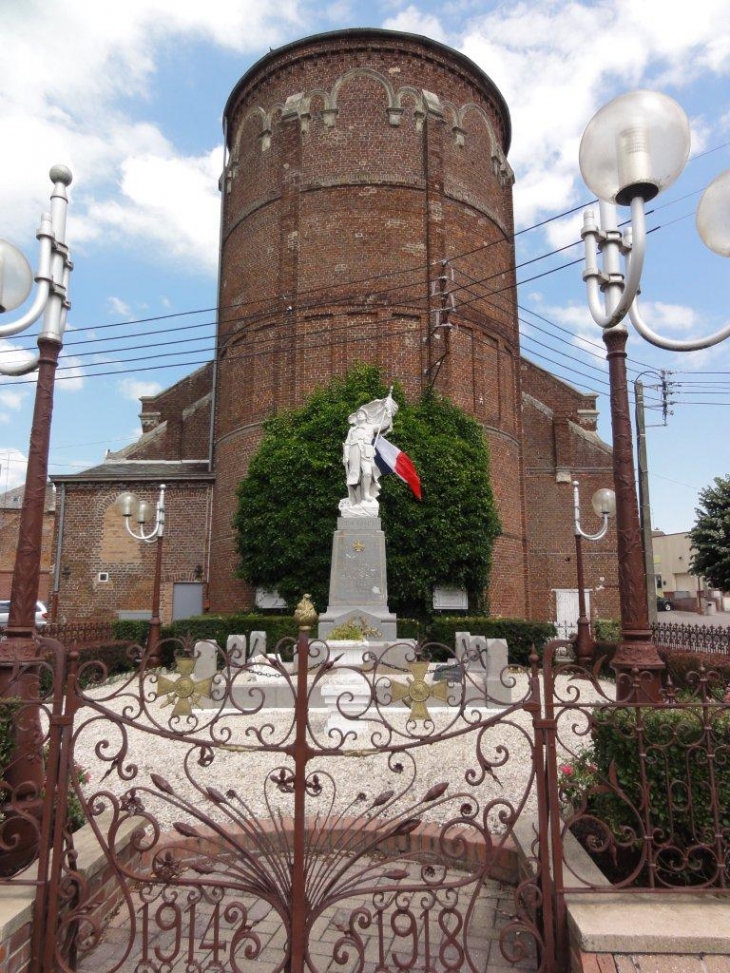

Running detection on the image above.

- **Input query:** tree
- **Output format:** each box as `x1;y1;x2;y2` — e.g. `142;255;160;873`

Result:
234;364;501;615
689;474;730;592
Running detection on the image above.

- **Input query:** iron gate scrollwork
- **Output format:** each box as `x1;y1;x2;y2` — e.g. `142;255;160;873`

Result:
21;610;563;973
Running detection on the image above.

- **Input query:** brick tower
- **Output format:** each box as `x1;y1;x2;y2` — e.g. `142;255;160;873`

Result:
210;28;529;616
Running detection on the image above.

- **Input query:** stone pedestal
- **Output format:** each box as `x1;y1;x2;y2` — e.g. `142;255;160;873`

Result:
318;517;397;640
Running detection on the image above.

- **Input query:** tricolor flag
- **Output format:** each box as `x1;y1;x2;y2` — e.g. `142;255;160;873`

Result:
374;436;422;500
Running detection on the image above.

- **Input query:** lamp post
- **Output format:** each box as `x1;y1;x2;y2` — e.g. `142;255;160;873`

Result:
578;90;730;699
114;484;166;667
572;481;616;669
0;166;73;872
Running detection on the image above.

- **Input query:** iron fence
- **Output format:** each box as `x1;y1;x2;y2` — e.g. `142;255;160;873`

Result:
42;619;115;647
1;631;730;973
653;620;730;655
541;644;730;899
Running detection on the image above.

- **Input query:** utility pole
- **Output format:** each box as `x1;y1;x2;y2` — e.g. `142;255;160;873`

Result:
634;379;657;626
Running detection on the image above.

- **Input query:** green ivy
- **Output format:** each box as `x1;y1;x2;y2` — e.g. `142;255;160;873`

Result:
234;364;501;615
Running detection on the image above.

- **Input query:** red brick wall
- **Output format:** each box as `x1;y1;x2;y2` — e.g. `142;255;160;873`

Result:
53;481;213;622
521;360;620;623
211;29;528;616
136;363;213;461
0;505;54;602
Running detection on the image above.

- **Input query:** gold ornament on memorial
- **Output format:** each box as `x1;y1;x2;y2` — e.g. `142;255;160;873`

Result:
153;658;214;717
386;661;449;721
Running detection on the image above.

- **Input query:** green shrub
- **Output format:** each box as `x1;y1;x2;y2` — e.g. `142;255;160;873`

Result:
395;618;421;640
587;704;730;884
592;641;619;679
659;649;730;696
234;365;501;615
111;619;149;643
0;701;85;834
424;616;556;666
169;614;298;650
594;618;620;643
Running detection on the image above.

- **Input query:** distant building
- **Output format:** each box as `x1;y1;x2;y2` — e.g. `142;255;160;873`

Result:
652;531;709;611
50;368;214;622
0;484;55;603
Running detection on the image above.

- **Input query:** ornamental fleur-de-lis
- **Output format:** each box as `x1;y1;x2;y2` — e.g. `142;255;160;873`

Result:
153;658;214;717
386;661;449;721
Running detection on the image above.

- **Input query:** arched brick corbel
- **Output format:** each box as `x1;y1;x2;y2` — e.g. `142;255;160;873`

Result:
395;85;426;130
231;105;272;155
330;67;399;129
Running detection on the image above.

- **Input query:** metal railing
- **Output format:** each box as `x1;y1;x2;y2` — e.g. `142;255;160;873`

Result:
653;620;730;655
40;619;115;647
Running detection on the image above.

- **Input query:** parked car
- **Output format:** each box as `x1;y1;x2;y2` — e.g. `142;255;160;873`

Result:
0;600;49;629
656;596;673;612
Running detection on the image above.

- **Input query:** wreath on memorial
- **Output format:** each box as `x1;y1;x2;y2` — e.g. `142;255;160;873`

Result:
233;364;501;616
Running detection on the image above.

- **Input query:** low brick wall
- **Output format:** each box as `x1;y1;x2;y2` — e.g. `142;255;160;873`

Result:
0;814;519;970
0;814;141;973
145;815;520;885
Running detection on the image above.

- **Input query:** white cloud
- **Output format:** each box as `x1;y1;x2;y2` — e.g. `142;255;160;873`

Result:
533;303;609;365
57;355;85;392
382;6;449;43
638;301;702;333
108;298;133;320
118;378;163;402
459;0;730;226
80;149;221;274
0;0;302;272
544;212;584;253
0;388;25;411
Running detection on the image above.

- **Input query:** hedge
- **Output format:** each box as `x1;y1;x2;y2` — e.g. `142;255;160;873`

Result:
589;704;730;883
658;648;730;696
425;616;557;666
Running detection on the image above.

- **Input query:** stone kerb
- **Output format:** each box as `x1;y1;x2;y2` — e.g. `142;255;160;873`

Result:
511;816;730;972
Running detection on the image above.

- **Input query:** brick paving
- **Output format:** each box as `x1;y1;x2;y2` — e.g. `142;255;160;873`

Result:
78;858;538;972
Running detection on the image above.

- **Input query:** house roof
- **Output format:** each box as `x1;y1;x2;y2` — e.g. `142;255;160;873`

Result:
0;483;55;511
51;460;213;484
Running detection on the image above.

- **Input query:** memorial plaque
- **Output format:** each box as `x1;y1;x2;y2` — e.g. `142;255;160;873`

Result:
433;586;469;610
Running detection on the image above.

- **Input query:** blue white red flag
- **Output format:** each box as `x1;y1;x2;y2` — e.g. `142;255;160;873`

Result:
374;436;422;500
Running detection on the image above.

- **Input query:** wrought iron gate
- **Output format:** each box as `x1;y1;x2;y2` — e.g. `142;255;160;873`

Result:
3;612;574;973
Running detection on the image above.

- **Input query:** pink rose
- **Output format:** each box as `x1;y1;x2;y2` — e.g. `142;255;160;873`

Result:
560;764;574;776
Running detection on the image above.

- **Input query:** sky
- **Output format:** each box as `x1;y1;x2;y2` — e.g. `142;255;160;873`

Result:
0;0;729;535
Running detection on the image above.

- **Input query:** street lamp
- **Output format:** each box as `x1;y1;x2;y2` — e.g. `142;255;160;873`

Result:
572;481;615;669
0;166;73;872
114;484;166;666
578;89;730;698
1;166;73;637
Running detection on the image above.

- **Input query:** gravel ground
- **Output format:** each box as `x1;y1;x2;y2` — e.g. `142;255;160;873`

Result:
72;665;614;836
